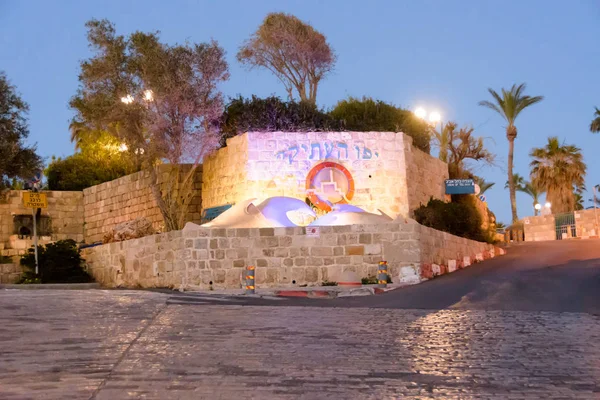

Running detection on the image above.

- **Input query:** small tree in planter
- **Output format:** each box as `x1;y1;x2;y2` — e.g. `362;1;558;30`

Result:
20;240;93;284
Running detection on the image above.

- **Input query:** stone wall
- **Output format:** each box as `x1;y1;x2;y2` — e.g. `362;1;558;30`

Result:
0;190;84;282
81;220;503;289
574;209;600;238
404;137;449;213
201;134;249;211
202;131;448;218
83;165;203;243
523;215;556;241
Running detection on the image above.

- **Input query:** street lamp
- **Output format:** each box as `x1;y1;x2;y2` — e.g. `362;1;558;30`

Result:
545;202;551;209
414;107;446;160
429;111;441;125
120;94;134;104
143;89;154;102
414;107;427;120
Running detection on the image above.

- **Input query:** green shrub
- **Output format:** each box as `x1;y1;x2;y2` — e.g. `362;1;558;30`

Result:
219;95;344;146
361;275;392;285
321;280;338;286
20;239;93;283
46;154;133;191
0;255;12;264
330;97;431;153
414;197;492;243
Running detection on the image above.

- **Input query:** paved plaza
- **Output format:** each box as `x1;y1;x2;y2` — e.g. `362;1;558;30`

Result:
1;289;599;399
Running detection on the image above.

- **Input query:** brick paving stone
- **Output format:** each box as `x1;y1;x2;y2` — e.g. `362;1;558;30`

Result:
1;290;599;399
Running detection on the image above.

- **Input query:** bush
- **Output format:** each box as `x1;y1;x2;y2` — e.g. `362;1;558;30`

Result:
20;239;93;283
330;97;431;153
46;153;133;191
0;255;12;264
361;275;392;285
321;280;338;286
219;95;344;146
414;197;492;243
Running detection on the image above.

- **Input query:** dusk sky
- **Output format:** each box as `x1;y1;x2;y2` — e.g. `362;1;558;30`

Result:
1;0;599;224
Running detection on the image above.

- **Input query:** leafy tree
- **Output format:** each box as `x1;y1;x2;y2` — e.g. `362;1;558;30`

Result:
479;83;543;223
219;95;343;146
0;72;42;190
530;137;586;214
444;122;494;179
591;107;600;133
70;19;228;231
329;97;431;153
237;13;336;104
474;176;495;195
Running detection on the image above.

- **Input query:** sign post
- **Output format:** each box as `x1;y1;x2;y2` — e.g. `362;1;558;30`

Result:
22;191;48;275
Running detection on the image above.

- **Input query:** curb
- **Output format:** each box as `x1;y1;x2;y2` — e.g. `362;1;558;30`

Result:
0;283;101;290
274;286;389;299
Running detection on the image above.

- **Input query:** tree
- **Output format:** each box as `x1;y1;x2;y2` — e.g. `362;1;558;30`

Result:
0;72;42;190
519;180;545;216
591;107;600;133
70;19;228;231
530;137;586;214
574;193;584;211
237;13;335;104
504;172;526;191
444;122;494;179
329;97;431;153
474;176;495;195
219;95;343;146
504;173;545;216
479;83;543;223
432;123;451;162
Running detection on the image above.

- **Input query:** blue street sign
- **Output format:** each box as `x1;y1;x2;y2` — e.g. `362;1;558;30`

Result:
445;179;475;195
479;194;487;202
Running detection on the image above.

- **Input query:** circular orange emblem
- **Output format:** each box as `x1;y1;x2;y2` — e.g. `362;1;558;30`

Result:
306;162;355;211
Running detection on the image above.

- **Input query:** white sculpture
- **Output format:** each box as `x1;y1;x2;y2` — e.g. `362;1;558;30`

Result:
196;197;315;229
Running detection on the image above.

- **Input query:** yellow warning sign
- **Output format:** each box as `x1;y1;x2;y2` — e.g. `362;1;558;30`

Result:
22;192;48;208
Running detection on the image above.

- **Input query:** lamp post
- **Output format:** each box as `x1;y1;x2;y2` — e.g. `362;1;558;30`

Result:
534;203;541;216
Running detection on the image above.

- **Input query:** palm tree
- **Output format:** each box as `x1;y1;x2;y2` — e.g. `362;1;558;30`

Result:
504;173;526;191
530;137;586;214
574;193;584;210
591;107;600;133
504;173;544;216
474;176;495;195
479;83;544;223
519;180;545;216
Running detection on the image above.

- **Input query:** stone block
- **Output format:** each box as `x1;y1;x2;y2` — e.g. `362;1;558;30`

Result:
311;247;333;257
345;245;364;256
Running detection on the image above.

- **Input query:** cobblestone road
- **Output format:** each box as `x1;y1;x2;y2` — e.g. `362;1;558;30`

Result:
1;290;599;399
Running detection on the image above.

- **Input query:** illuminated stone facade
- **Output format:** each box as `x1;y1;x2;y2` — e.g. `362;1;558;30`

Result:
202;131;448;218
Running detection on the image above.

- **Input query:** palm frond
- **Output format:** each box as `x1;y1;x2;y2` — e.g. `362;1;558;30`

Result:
590;107;600;133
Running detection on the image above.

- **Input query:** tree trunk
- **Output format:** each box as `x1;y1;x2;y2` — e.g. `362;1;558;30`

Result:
507;136;518;223
533;201;538;216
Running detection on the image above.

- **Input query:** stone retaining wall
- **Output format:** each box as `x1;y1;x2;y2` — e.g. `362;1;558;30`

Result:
523;215;556;241
82;221;503;289
83;165;203;243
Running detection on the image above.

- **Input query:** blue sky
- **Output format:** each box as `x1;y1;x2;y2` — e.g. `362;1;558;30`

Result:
1;0;599;224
